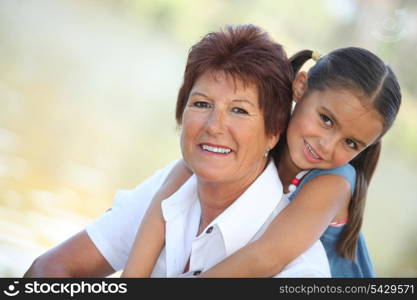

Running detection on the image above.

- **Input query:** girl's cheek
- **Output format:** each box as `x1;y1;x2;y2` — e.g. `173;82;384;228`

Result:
288;117;305;136
298;114;316;132
334;153;353;167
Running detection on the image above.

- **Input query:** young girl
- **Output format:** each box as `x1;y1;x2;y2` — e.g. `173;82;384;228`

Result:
122;47;401;278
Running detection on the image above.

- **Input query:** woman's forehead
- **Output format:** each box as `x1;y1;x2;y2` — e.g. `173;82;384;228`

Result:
196;70;257;91
191;71;259;100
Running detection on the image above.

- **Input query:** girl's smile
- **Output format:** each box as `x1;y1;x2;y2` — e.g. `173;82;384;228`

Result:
302;139;323;163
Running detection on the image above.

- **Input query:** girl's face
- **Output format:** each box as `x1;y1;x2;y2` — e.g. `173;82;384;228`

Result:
286;87;384;171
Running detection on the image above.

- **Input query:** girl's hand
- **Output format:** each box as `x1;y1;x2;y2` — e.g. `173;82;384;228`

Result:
121;160;192;277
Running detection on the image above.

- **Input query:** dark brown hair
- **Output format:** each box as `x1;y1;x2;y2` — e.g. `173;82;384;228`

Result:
289;48;401;260
175;24;293;139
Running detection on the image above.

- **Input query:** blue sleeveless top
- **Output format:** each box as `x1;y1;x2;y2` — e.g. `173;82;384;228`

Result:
288;164;375;277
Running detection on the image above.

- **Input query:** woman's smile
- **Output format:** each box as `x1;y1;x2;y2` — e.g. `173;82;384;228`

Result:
199;143;233;155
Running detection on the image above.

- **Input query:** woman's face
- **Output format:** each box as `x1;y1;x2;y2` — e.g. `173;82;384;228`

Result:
180;71;279;185
286;87;384;171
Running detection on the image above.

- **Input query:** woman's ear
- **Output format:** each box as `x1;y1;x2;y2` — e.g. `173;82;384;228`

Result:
292;71;308;103
267;132;280;151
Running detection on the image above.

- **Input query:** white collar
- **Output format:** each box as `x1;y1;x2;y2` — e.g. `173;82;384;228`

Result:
161;160;283;258
209;161;283;255
161;174;198;222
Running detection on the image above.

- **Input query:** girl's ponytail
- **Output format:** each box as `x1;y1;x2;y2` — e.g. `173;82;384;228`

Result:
288;50;314;76
336;141;381;260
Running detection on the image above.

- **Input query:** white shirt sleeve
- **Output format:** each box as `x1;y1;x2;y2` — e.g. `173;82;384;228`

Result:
274;241;331;278
275;263;330;278
85;159;179;271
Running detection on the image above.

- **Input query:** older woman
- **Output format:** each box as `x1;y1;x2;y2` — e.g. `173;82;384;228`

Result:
24;25;329;277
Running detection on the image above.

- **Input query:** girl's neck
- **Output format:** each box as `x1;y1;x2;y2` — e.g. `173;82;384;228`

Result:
278;145;305;193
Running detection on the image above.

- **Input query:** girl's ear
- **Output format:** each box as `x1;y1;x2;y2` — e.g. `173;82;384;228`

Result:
292;71;308;103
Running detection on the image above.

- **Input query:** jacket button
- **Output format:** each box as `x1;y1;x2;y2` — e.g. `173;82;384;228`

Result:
205;226;213;234
193;270;202;276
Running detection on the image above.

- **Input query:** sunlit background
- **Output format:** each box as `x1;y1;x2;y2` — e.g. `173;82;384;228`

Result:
1;0;416;277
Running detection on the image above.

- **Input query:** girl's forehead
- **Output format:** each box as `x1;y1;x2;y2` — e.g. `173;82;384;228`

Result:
309;89;374;116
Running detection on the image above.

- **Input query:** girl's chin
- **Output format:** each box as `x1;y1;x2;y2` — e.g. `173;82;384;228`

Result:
291;154;316;170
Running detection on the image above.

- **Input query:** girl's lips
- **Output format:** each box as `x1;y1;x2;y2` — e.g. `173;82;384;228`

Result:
302;140;322;163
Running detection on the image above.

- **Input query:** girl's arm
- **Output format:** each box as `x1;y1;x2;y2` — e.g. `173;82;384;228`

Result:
121;160;192;277
199;174;351;277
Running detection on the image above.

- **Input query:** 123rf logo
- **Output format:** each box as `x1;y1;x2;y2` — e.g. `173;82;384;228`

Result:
3;281;127;297
3;281;20;297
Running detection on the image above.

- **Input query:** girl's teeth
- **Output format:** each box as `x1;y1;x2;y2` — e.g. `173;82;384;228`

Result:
201;144;231;154
306;143;320;159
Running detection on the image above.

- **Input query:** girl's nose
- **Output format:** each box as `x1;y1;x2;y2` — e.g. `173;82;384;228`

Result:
318;133;338;155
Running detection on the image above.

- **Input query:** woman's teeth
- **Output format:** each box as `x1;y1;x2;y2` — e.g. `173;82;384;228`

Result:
201;144;232;154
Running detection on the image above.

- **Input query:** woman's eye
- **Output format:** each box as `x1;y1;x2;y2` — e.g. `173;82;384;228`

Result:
193;101;211;109
345;138;358;150
319;114;333;127
231;107;248;115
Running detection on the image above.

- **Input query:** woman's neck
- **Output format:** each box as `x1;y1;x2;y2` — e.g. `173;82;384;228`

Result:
196;161;267;234
277;145;304;193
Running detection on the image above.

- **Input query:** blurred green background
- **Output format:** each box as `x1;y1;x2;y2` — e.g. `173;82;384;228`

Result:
0;0;416;277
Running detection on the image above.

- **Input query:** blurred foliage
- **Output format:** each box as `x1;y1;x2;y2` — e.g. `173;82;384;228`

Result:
102;0;417;162
117;0;417;97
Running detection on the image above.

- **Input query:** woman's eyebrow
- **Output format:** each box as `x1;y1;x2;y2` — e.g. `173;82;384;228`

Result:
190;92;256;107
232;99;256;107
189;92;209;98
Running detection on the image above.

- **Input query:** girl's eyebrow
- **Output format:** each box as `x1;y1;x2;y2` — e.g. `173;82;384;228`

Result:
320;106;368;148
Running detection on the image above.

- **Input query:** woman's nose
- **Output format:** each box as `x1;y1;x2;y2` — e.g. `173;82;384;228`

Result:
205;109;226;135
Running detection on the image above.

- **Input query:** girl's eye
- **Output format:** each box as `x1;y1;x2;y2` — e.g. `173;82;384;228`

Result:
231;107;248;115
193;101;211;109
319;114;333;127
345;138;358;150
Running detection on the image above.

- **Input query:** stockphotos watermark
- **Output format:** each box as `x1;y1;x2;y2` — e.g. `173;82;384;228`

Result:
2;280;127;297
372;8;409;43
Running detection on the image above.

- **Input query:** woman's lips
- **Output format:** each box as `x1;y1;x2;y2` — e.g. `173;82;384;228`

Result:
303;140;322;163
199;143;233;155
